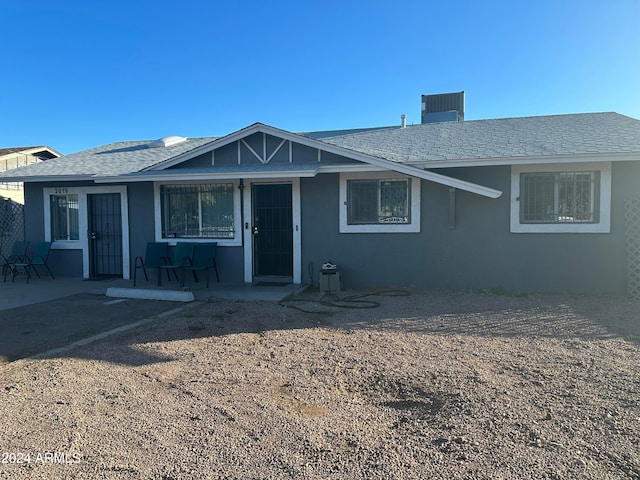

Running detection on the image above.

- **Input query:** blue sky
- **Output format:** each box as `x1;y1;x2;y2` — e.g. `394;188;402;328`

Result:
2;0;639;155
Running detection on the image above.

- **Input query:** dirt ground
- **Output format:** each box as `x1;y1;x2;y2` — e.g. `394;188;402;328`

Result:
1;288;639;479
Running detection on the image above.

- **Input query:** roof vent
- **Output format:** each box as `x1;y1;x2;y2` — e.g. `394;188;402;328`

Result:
149;135;187;148
400;114;407;128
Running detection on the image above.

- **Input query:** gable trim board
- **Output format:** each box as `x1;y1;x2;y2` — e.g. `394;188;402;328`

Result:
139;123;502;199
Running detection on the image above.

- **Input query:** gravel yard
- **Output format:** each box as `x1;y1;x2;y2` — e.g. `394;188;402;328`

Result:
1;289;639;479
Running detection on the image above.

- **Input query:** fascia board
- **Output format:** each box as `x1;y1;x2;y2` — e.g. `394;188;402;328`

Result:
93;168;319;183
317;164;387;173
419;168;502;198
0;175;94;183
316;145;503;198
412;152;640;169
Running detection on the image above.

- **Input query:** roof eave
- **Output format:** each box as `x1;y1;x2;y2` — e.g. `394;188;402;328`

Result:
0;175;95;183
93;167;319;183
411;152;640;168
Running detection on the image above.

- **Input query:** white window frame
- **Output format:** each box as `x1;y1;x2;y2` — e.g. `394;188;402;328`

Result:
153;180;242;246
510;162;611;233
339;172;421;233
47;191;80;242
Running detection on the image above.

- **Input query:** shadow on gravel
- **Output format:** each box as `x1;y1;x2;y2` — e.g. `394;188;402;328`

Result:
11;289;640;367
0;293;180;367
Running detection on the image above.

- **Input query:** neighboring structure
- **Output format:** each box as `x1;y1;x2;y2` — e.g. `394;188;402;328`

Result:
0;146;61;252
0;146;61;203
1;94;639;294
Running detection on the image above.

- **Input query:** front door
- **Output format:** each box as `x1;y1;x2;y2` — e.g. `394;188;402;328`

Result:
251;183;293;280
87;193;123;278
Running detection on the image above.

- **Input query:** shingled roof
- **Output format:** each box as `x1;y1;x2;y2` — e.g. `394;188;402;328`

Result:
314;112;640;165
0;137;216;179
1;112;639;181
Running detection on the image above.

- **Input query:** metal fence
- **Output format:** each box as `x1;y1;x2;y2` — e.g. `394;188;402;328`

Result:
0;197;24;255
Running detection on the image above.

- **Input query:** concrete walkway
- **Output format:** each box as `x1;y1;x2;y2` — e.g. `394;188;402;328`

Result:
0;276;303;312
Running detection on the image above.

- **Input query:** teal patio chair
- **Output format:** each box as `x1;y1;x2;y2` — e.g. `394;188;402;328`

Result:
8;241;54;283
133;242;169;286
158;242;195;286
180;242;220;288
2;241;30;282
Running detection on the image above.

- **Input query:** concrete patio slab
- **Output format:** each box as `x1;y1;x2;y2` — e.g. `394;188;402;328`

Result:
0;275;306;366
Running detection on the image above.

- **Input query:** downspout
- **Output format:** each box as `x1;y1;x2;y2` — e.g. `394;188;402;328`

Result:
238;178;245;246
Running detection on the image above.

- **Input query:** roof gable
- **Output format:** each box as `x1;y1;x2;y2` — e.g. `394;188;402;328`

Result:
143;123;502;198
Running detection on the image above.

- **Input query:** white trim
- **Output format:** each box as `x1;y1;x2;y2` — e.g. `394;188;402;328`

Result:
141;122;502;198
2;175;94;183
243;178;301;284
267;139;287;163
241;138;264;164
94;167;318;183
318;164;387;173
153;180;243;247
407;152;640;169
510;162;612;233
339;172;421;233
43;185;130;279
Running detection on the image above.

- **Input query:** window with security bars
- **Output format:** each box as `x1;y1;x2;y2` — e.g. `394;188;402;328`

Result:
160;184;235;238
520;171;599;223
50;194;80;240
347;179;410;224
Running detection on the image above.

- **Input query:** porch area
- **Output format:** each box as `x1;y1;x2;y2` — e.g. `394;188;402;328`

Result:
0;275;304;312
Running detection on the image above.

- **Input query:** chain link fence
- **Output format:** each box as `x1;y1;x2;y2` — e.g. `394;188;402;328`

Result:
0;197;24;255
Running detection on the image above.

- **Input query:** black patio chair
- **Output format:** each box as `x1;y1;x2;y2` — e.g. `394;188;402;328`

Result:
133;242;168;286
2;241;30;282
8;241;54;283
180;242;220;288
158;242;195;286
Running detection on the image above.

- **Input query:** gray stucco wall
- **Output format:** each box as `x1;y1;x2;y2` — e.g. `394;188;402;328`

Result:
24;182;89;277
126;182;245;284
22;159;638;293
300;164;636;294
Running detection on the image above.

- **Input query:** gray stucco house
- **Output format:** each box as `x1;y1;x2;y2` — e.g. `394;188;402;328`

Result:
2;95;640;294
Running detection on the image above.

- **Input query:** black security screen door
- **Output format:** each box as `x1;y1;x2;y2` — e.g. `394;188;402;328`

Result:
251;183;293;278
88;193;123;278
